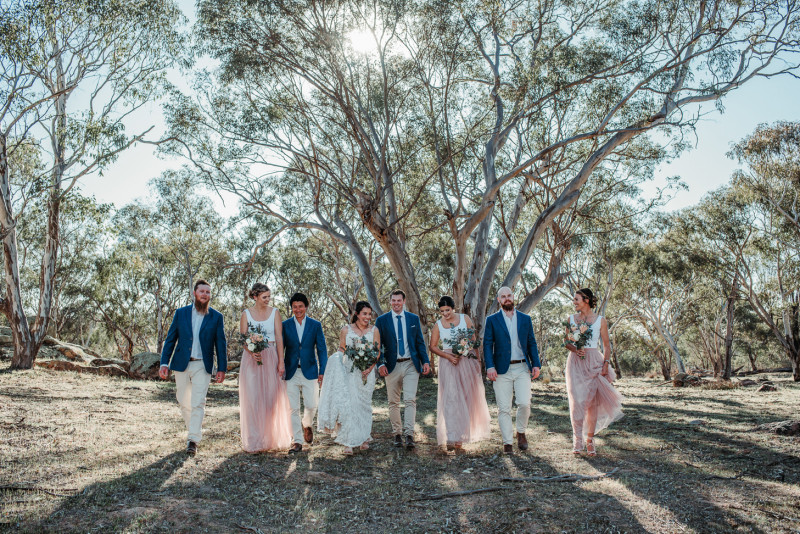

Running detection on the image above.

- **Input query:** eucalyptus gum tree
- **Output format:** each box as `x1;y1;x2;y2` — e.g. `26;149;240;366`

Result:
669;188;754;378
730;123;800;381
169;0;799;328
0;0;183;369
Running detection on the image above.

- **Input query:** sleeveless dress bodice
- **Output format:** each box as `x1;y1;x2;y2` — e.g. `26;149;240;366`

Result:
345;324;377;348
569;314;602;349
245;308;276;342
437;315;466;349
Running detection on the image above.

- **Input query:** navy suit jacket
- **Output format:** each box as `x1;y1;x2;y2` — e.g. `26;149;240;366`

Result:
282;317;328;381
160;305;227;375
376;311;429;374
483;310;540;375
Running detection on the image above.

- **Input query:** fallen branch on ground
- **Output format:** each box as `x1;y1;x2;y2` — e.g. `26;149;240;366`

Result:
409;486;512;501
0;485;78;497
501;468;620;482
736;367;792;376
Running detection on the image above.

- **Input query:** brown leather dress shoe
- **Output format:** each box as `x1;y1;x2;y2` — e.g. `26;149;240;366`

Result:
288;443;302;454
186;441;197;456
503;444;513;454
517;432;528;451
303;426;313;444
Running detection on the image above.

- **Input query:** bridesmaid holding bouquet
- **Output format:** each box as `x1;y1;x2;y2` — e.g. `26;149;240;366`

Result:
238;283;292;452
429;296;490;450
564;288;624;456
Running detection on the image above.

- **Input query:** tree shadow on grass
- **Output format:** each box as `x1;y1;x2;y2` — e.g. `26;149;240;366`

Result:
31;451;191;533
532;384;796;533
27;374;797;533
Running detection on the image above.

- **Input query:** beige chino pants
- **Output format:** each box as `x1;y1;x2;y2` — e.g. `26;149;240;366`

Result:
492;362;532;445
385;359;420;437
174;359;212;444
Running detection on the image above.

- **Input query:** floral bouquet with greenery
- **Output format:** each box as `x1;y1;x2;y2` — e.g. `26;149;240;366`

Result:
563;320;592;359
344;336;380;381
242;322;269;365
448;327;480;359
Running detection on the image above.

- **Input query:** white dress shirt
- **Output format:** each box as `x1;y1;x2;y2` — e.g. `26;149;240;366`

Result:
294;316;306;344
502;310;524;361
393;311;410;358
190;305;206;360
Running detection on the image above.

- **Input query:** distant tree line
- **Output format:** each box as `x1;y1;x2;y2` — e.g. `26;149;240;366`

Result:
1;0;798;380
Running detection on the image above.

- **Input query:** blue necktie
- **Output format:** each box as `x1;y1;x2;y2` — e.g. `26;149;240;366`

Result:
396;315;405;356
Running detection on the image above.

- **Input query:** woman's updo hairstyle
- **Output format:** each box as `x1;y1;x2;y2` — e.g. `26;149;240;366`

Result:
351;301;373;324
576;288;598;308
438;295;456;309
248;282;270;300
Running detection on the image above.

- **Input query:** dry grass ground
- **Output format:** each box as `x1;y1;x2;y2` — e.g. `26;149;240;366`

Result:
0;360;798;534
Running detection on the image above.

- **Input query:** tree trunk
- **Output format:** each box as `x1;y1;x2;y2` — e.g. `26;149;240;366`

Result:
722;281;737;379
789;302;800;382
745;344;757;372
335;218;383;315
1;135;46;370
657;349;671;380
155;278;165;353
610;331;622;378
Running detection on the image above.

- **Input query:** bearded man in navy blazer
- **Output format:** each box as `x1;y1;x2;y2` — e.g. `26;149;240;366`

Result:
159;279;227;456
484;286;541;454
283;292;328;453
375;289;431;450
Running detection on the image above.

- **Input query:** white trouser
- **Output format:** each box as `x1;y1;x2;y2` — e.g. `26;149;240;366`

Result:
174;360;212;443
385;359;420;437
492;362;532;444
286;371;319;444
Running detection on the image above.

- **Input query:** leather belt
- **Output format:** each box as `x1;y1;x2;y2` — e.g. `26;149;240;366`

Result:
509;359;526;364
190;358;203;361
397;358;411;363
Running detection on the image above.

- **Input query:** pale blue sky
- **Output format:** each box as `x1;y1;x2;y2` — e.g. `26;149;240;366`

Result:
77;1;800;215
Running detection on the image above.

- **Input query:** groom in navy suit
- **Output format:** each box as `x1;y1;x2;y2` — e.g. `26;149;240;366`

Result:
159;279;227;456
283;292;328;453
376;289;430;450
484;286;540;454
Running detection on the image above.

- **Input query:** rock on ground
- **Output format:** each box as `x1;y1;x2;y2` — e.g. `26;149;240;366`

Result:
129;352;163;379
755;420;800;436
35;359;129;378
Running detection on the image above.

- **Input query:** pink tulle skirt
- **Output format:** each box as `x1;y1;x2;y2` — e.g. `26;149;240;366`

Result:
565;348;624;441
436;350;491;446
239;345;293;452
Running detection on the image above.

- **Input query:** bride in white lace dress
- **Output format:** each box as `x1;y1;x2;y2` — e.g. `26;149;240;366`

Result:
317;301;380;454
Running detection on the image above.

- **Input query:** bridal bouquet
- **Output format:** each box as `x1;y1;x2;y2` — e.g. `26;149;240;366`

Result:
562;320;592;359
344;336;380;381
448;327;480;359
242;322;269;365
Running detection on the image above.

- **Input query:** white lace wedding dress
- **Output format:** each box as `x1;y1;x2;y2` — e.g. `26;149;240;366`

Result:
317;325;378;447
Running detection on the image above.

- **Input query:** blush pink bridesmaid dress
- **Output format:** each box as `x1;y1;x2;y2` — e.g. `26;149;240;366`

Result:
239;308;293;452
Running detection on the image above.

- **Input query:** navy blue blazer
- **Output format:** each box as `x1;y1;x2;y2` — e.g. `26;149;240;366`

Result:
282;317;328;381
376;311;429;374
160;305;227;375
483;310;540;374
